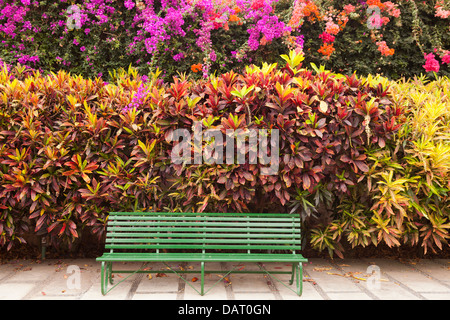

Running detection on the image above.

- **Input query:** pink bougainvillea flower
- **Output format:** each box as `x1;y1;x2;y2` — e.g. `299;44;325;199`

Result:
423;53;440;72
442;52;450;64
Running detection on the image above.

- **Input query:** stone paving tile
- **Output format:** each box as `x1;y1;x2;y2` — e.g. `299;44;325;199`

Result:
233;292;277;300
229;273;272;293
132;293;178;300
404;259;450;283
326;292;372;300
420;293;450;300
183;281;229;300
0;283;36;300
329;258;420;300
367;258;450;296
304;258;362;294
81;279;134;300
277;281;324;300
0;258;449;300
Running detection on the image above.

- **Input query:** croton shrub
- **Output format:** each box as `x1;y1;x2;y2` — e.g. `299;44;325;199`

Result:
310;74;450;257
0;51;447;257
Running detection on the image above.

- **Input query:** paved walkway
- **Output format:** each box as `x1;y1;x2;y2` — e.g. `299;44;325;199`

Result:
0;258;448;300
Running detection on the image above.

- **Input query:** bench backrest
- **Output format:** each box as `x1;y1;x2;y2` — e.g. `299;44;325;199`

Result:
104;212;302;254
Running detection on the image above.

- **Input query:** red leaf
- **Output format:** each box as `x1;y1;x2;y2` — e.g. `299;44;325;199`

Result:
47;221;60;233
302;175;311;190
355;161;369;173
35;215;46;232
59;223;66;236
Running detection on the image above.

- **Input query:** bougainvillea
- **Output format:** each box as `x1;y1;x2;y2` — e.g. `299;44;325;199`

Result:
0;1;449;80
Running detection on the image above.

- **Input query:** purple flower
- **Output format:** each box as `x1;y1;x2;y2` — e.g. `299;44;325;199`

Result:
80;46;86;52
124;0;135;10
209;50;217;62
173;52;185;61
123;83;150;113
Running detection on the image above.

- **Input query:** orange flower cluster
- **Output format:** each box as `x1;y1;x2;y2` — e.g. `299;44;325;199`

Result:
376;41;395;56
228;14;242;25
337;12;349;30
303;1;321;22
366;0;385;10
318;43;335;57
288;0;321;28
191;63;202;73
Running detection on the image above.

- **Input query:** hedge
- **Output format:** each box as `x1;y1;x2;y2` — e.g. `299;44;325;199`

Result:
1;51;448;258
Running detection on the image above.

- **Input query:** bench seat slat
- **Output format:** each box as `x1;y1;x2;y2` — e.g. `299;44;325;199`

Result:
107;221;300;227
107;227;299;233
97;252;307;263
105;244;302;250
108;216;300;222
108;212;295;217
105;238;299;244
98;252;307;262
106;232;301;239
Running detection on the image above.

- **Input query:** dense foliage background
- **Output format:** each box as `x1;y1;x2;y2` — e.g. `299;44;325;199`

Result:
0;52;448;257
0;0;449;80
0;0;449;258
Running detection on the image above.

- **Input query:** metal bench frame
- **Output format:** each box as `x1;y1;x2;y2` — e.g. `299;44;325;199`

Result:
96;212;307;296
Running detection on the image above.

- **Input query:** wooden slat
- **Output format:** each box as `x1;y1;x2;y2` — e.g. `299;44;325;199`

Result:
106;238;299;244
108;216;298;221
97;252;308;263
106;226;299;234
107;226;299;233
108;212;296;217
107;221;300;227
106;232;301;239
105;244;301;250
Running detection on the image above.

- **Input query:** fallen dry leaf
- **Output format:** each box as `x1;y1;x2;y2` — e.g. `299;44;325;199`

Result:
147;274;152;280
191;277;198;282
304;278;317;285
156;273;168;277
313;267;332;272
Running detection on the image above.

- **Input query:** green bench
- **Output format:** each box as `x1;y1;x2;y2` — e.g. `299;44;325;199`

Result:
96;212;307;296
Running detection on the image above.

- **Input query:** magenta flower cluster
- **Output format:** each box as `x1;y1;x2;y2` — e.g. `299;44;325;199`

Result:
0;0;291;77
123;82;150;113
423;51;450;73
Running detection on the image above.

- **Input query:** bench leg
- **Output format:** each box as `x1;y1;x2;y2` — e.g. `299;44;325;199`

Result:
200;262;205;296
100;262;114;295
289;263;295;285
101;262;108;295
296;262;303;296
